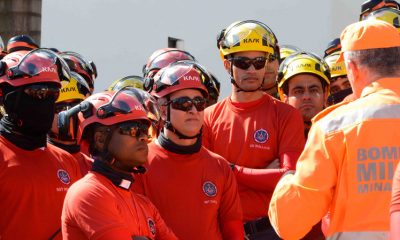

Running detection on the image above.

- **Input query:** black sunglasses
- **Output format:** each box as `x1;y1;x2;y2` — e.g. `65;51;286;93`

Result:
118;121;150;138
23;85;60;100
167;96;207;112
229;56;267;70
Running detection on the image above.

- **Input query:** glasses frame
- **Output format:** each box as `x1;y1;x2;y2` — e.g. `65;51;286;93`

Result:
228;56;268;70
166;96;207;112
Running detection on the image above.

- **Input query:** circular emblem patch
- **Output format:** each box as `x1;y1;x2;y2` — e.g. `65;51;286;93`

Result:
203;181;217;197
148;218;156;236
253;128;269;144
57;169;70;185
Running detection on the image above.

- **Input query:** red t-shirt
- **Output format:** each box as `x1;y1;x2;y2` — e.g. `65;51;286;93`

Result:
72;151;93;176
133;142;243;240
0;136;81;239
62;172;177;240
203;94;305;221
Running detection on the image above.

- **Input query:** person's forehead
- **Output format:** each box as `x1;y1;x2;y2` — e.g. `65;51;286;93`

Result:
169;88;203;98
233;51;266;58
288;74;323;88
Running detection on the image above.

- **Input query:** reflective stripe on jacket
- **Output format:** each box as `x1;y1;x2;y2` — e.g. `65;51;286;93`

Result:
269;78;400;240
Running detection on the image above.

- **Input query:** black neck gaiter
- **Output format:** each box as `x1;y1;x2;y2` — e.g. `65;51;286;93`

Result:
0;88;56;150
158;131;202;154
91;159;134;190
47;138;80;154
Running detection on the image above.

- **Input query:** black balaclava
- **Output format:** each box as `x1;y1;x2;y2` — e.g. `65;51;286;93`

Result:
0;84;57;150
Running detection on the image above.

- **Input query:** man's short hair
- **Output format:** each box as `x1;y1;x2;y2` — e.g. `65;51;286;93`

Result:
345;46;400;77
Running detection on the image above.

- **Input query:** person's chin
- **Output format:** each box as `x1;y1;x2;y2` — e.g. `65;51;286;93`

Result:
182;128;201;138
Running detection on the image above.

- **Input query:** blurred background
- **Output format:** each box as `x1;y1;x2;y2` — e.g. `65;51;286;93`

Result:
0;0;365;99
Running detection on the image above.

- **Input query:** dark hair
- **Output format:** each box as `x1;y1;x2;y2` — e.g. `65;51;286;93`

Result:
346;46;400;77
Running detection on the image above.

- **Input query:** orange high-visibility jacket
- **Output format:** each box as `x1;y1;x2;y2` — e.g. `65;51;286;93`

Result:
269;78;400;240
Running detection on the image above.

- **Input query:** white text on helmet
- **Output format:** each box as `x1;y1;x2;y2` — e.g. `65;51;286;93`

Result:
41;67;57;73
183;76;200;81
133;105;145;111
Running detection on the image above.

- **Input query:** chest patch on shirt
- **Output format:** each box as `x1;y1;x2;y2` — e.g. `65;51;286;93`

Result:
253;128;269;144
57;169;71;185
147;218;156;236
203;181;217;197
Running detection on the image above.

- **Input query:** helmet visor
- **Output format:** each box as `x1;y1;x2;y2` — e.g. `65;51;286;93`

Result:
221;21;274;51
0;36;4;50
11;48;71;82
145;49;195;74
96;88;147;119
70;71;91;97
365;8;400;29
159;62;205;87
61;51;95;81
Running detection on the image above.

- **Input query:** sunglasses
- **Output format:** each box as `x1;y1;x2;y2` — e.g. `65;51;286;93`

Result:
167;96;207;112
23;85;60;100
118;121;150;138
229;56;267;70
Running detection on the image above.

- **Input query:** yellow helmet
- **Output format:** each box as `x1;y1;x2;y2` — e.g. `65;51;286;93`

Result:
277;52;331;100
324;52;347;79
56;72;91;103
108;75;144;91
279;44;302;62
364;7;400;31
218;20;275;60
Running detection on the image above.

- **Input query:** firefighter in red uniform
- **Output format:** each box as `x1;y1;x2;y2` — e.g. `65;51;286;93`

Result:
205;20;305;239
0;48;82;239
48;71;92;176
61;88;177;240
134;61;244;240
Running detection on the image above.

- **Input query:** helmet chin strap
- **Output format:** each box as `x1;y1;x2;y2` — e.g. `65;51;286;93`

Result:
164;100;201;139
229;61;263;93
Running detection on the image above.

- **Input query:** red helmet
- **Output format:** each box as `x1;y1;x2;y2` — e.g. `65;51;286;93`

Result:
0;48;71;88
6;35;39;53
119;87;162;140
174;59;220;105
143;48;196;92
143;48;195;76
60;51;96;92
77;89;150;143
151;61;209;99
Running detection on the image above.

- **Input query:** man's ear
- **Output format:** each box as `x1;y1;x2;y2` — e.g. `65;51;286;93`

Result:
160;104;169;121
323;87;330;107
157;99;168;121
94;130;106;151
282;94;289;103
223;58;231;73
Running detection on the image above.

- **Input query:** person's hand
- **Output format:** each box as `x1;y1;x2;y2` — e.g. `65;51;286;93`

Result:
265;158;280;169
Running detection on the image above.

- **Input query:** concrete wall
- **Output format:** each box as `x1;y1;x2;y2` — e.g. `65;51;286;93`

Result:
41;0;365;99
0;0;42;45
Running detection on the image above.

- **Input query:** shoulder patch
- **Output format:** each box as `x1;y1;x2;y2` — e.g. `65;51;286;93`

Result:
254;128;269;143
147;218;156;236
203;181;217;197
57;169;71;185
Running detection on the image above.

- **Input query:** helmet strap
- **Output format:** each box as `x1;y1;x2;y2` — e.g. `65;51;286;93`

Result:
164;97;201;139
98;127;115;164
